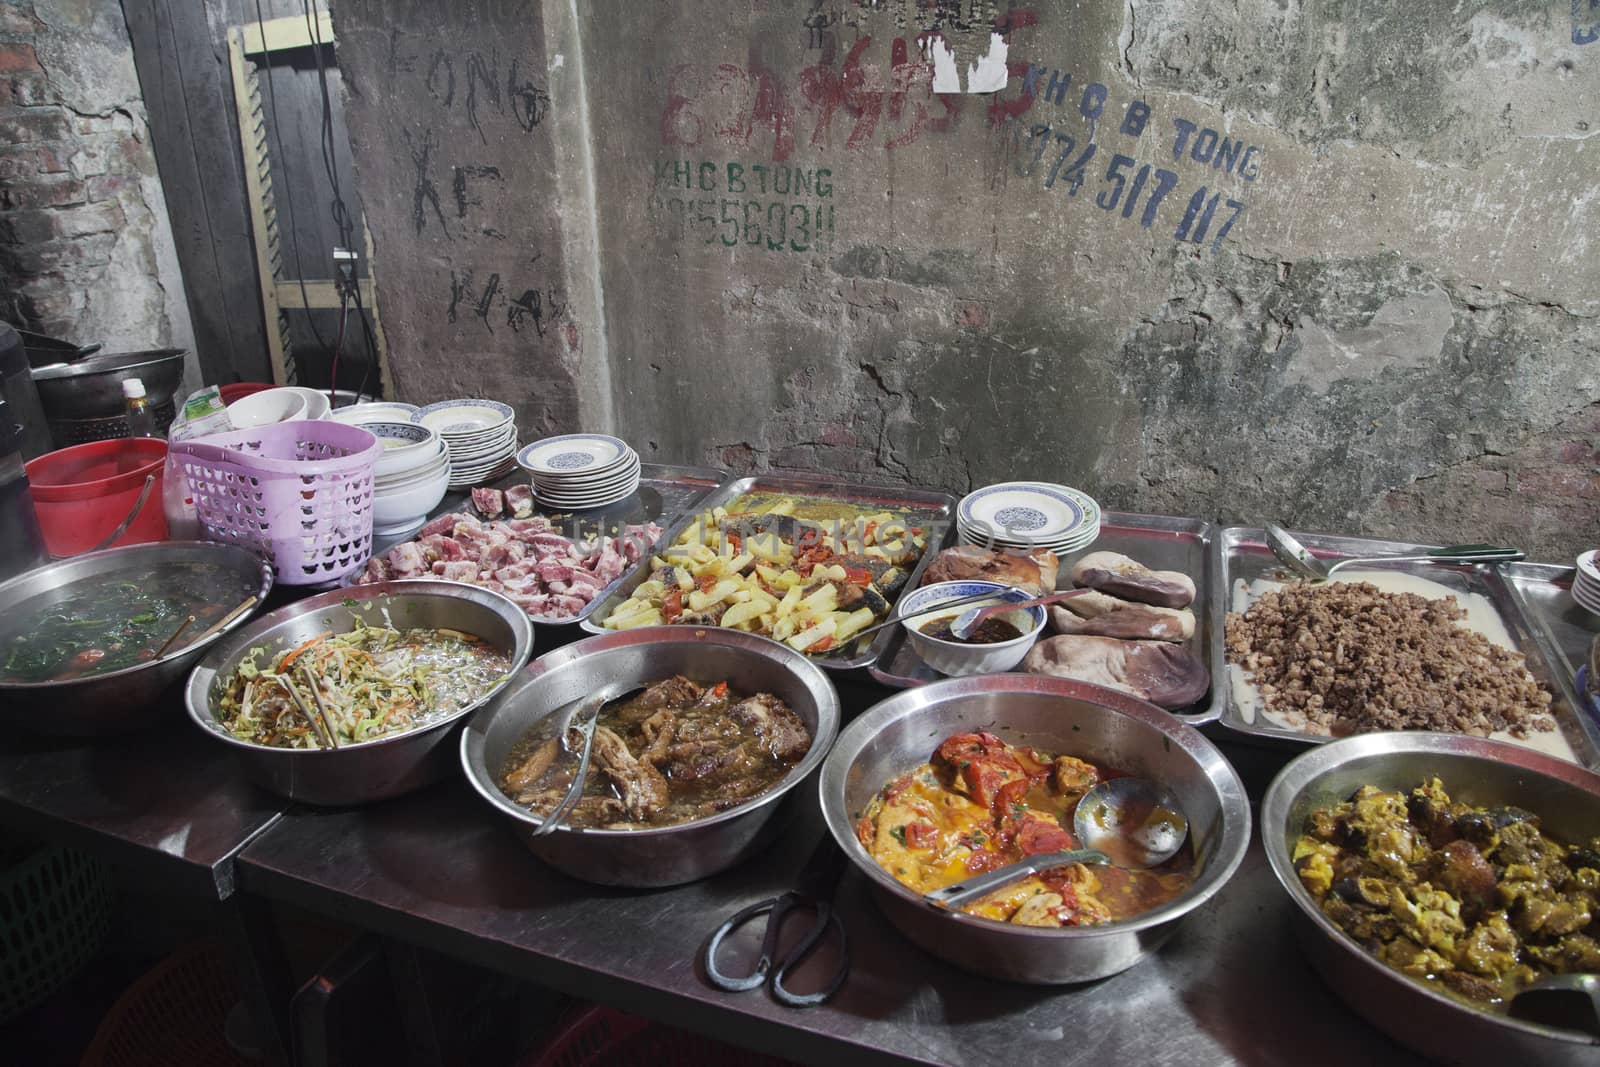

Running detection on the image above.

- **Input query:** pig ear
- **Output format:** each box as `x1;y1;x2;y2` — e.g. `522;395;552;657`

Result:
1123;643;1211;710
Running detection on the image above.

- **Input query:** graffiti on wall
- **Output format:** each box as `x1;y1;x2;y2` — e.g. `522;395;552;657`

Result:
649;160;836;253
1577;0;1600;45
385;32;565;337
1003;62;1261;252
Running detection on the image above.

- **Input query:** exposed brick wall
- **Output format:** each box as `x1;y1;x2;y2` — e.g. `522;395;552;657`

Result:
0;0;190;353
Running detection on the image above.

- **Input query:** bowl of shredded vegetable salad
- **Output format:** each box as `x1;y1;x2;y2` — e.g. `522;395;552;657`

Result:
185;580;534;805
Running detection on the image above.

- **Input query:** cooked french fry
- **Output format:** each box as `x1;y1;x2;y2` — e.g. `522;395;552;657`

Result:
833;606;877;642
787;617;837;651
721;601;765;629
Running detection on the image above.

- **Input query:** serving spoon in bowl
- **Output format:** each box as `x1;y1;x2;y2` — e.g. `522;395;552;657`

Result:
1263;524;1523;582
529;680;646;838
947;589;1091;640
923;777;1189;910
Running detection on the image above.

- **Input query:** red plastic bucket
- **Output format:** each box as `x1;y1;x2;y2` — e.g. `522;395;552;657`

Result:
25;438;168;556
218;382;273;405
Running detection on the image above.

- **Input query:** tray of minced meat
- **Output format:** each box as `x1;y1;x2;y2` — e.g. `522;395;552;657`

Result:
1217;527;1600;767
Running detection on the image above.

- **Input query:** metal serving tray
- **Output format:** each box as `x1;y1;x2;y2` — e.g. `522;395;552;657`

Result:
579;473;958;671
1215;528;1600;768
868;512;1220;724
1500;561;1600;730
361;462;731;629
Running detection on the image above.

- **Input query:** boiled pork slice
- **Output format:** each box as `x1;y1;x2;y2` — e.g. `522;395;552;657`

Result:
471;486;504;518
1022;635;1209;709
1049;590;1194;642
1069;551;1195;609
505;484;534;518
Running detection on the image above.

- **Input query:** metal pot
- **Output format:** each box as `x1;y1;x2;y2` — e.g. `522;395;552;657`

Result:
818;674;1251;984
460;626;841;887
186;580;535;806
31;348;185;420
0;541;272;736
1262;732;1600;1065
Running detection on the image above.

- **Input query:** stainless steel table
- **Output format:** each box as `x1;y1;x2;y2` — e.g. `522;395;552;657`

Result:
234;753;1425;1066
0;720;284;899
0;719;296;1064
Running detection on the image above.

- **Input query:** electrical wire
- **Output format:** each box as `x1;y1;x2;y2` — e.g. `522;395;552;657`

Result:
304;0;379;401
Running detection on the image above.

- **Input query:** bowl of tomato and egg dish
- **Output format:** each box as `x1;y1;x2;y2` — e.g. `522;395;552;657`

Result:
818;673;1250;984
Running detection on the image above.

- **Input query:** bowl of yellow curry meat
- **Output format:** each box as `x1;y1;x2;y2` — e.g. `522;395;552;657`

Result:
818;673;1250;984
1263;732;1600;1066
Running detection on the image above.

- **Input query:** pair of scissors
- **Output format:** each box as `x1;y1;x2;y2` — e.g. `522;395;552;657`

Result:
703;836;850;1007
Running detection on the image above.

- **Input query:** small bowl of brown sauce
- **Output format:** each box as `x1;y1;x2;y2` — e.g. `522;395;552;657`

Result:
900;580;1045;676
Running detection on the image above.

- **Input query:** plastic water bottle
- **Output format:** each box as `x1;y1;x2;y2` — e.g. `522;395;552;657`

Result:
123;378;158;438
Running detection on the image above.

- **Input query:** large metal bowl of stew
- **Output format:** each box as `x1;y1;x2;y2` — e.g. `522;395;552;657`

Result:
1262;732;1600;1066
0;541;273;736
460;626;840;887
818;674;1250;984
185;581;533;806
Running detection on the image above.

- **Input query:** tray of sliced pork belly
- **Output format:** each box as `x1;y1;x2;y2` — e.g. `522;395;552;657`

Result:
1217;527;1600;767
869;512;1220;725
349;463;731;626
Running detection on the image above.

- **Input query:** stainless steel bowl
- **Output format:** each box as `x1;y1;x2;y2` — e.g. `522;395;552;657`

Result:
460;626;841;887
186;580;534;805
0;541;272;736
1262;733;1600;1065
32;348;186;418
819;674;1251;984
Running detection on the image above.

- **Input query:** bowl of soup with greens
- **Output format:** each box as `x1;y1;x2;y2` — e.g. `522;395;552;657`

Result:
0;542;273;736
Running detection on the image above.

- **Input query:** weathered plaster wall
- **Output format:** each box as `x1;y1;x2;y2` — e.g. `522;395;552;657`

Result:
336;0;1598;559
331;0;583;436
582;0;1598;559
0;0;195;372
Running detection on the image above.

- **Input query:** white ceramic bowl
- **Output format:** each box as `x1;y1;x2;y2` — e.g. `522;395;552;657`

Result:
278;386;332;421
227;388;307;428
377;460;450;496
899;580;1046;677
368;423;442;478
373;462;450;530
330;401;420;426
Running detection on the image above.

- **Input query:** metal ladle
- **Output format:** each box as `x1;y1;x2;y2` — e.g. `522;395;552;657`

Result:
1071;778;1189;870
1508;972;1600;1038
1263;523;1523;582
529;681;646;838
922;777;1189;910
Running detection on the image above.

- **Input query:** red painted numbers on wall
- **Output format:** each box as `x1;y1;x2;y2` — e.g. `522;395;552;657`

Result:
660;35;969;161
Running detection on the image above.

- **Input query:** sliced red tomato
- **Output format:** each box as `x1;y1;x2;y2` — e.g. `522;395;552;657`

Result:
842;566;873;585
696;574;718;593
663;589;683;622
809;636;834;652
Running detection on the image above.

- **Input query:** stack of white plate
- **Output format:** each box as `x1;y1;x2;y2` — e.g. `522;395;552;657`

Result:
516;433;641;510
411;400;518;490
1574;550;1600;616
365;421;450;537
329;400;419;426
957;481;1102;556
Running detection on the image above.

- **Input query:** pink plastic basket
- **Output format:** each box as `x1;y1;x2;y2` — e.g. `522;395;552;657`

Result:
171;420;382;585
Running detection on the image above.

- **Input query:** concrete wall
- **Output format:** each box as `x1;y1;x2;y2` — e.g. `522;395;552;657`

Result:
335;0;1599;560
0;0;195;377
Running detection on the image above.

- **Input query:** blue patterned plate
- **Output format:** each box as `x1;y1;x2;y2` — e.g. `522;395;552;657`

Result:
412;398;515;435
958;482;1094;542
517;434;632;477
